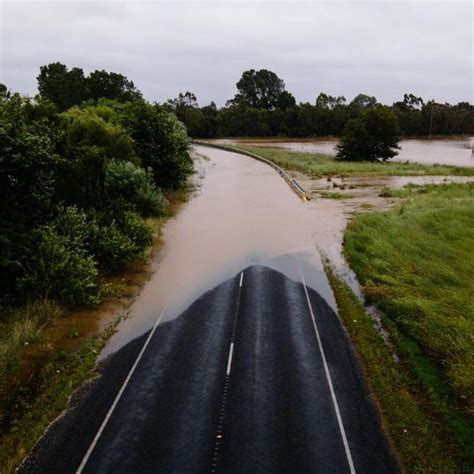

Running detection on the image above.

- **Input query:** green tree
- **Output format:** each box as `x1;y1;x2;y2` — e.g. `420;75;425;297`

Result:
0;83;10;100
37;62;87;111
230;69;294;111
336;105;400;162
87;70;142;103
350;93;377;109
121;102;191;189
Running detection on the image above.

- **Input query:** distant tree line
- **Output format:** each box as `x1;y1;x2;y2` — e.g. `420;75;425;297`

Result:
0;63;191;309
164;69;473;138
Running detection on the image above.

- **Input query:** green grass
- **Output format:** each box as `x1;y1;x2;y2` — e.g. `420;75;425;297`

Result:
233;145;474;178
324;262;469;470
343;183;474;468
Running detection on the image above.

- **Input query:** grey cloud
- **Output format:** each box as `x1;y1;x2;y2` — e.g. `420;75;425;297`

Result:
1;1;472;105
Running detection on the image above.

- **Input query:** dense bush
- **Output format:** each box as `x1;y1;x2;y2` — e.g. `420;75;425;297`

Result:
0;67;191;310
18;224;100;307
104;160;167;216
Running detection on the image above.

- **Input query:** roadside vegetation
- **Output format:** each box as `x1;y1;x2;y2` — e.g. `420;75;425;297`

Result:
339;183;474;469
325;262;470;470
0;63;192;471
229;145;474;178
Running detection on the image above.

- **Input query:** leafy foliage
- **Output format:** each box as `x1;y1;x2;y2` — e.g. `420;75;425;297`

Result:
336;106;401;161
18;223;100;307
105;160;167;217
37;62;142;111
121;101;191;189
0;65;191;308
229;69;295;111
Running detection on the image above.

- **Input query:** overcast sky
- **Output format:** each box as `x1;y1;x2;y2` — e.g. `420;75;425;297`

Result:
0;1;472;106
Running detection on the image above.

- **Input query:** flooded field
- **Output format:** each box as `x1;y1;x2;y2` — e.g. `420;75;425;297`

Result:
224;136;474;167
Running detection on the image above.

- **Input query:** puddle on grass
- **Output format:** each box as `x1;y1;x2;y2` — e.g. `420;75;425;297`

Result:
221;136;474;168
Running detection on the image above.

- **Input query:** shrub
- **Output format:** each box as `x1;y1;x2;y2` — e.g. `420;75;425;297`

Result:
86;218;137;272
105;160;167;216
54;205;152;273
18;224;100;307
117;210;153;252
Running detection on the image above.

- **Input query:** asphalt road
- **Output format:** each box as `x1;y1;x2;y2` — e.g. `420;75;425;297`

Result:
21;266;399;473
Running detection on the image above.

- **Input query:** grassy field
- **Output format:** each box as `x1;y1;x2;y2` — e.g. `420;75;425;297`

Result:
325;262;469;471
343;183;474;468
232;145;474;178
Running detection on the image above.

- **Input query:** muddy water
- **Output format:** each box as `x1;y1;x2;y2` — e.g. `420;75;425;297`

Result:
230;136;474;167
102;146;345;356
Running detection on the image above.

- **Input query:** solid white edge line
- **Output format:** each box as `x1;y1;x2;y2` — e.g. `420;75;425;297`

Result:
239;272;244;287
226;343;235;376
298;264;356;474
76;307;167;474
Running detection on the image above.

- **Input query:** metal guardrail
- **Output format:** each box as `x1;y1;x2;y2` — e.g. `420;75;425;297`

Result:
192;141;310;202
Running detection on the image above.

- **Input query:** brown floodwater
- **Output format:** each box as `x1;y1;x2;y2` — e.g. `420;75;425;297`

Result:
227;136;474;167
102;144;474;357
102;146;345;356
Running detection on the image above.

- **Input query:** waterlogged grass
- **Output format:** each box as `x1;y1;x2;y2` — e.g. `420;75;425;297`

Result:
0;323;117;473
324;263;468;470
379;183;429;198
234;145;474;178
344;183;474;467
319;191;354;200
0;300;63;378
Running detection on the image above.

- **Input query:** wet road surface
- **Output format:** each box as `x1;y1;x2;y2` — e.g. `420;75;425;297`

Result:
22;267;398;473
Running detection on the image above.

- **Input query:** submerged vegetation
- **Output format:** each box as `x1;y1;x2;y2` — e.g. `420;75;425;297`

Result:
342;183;474;468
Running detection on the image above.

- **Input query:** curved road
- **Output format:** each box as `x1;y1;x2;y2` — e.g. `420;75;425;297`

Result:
22;266;398;473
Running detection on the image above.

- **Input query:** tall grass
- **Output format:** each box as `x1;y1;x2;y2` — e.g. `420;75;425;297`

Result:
235;145;474;178
344;183;474;465
0;300;63;378
324;262;466;470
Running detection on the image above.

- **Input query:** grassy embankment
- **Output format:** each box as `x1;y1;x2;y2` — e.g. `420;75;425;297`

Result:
231;144;474;178
0;188;191;473
327;183;473;471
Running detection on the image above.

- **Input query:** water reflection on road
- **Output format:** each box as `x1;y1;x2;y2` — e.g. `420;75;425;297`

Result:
102;146;343;356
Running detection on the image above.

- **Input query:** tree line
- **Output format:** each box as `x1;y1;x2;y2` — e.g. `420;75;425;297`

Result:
164;69;473;138
0;64;191;309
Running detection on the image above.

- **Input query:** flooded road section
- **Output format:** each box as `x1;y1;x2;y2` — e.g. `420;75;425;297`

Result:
103;146;342;356
228;136;474;167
